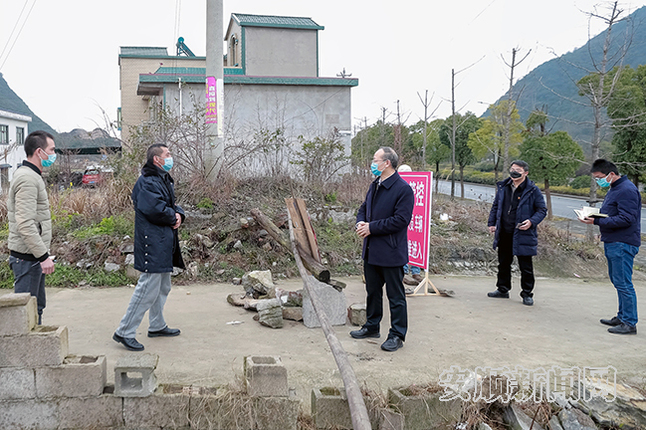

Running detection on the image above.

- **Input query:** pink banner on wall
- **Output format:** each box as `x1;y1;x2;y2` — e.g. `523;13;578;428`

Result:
400;172;433;269
205;76;217;125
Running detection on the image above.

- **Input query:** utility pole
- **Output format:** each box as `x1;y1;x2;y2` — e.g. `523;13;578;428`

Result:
205;0;224;181
451;69;456;200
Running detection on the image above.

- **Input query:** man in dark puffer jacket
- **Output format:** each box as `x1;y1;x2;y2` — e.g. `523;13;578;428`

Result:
113;144;186;351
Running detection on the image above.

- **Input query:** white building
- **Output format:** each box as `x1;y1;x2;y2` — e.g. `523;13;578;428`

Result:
0;109;31;185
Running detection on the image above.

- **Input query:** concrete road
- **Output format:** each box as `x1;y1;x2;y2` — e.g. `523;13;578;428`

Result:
435;179;646;233
3;275;644;411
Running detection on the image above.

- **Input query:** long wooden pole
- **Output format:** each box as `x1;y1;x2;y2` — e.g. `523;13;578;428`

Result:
287;210;372;430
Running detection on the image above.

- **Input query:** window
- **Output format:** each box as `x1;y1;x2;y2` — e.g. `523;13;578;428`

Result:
0;125;7;145
16;127;24;145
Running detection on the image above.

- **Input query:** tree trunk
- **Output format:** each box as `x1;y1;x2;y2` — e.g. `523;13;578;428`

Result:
459;165;465;199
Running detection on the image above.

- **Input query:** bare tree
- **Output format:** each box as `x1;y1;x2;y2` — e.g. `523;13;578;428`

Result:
501;47;531;169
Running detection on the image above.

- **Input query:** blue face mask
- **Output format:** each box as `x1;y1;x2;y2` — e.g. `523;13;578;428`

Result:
371;161;382;176
596;174;611;188
40;150;56;167
162;157;174;172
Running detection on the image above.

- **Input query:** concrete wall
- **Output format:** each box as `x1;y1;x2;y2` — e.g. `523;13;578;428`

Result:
225;20;243;68
161;82;352;176
245;27;318;77
119;56;206;143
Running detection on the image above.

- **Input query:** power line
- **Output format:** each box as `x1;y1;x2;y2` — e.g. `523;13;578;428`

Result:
0;0;38;71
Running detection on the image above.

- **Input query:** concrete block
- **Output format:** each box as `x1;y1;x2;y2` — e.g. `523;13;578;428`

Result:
0;294;37;336
303;277;347;328
380;408;405;430
36;354;107;398
189;388;253;430
0;325;68;367
0;367;36;400
58;395;124;429
0;399;59;430
124;391;190;428
311;387;380;429
388;387;462;430
114;353;158;397
244;355;288;397
252;396;300;430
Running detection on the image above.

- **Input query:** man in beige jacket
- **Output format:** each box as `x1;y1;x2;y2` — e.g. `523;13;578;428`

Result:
8;130;56;324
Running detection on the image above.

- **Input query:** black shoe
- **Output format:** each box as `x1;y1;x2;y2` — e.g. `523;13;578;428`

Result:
522;296;534;306
148;326;181;337
487;290;509;298
350;327;380;339
381;336;404;352
608;323;637;335
113;332;144;351
600;316;622;326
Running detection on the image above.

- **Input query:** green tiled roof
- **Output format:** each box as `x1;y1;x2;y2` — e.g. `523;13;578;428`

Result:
232;13;324;30
139;68;357;87
120;47;169;56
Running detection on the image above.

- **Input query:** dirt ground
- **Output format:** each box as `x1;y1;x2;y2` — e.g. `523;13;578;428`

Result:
3;274;645;412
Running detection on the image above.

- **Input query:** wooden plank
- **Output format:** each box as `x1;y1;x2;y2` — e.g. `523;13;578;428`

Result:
294;198;321;263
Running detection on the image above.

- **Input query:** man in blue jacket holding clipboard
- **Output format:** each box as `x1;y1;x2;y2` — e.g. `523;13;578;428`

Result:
351;147;414;352
581;159;641;335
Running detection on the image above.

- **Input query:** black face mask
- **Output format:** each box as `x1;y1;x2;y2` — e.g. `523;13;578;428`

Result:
509;171;522;179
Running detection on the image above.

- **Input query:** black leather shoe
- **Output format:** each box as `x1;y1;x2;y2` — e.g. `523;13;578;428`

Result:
381;336;404;352
608;323;637;335
148;326;181;337
600;316;622;326
522;296;534;306
349;327;380;339
487;290;509;298
113;332;144;351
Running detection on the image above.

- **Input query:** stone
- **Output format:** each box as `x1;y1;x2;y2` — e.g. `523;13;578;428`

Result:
0;399;58;429
388;387;462;430
244;355;288;397
282;307;303;321
0;295;37;336
123;392;190;428
502;403;545;430
58;395;124;429
0;325;69;367
302;277;347;328
258;229;269;238
478;423;494;430
0;368;36;400
124;253;135;265
35;355;107;398
558;408;597;430
348;303;367;326
232;277;242;285
114;353;158;398
120;243;135;254
574;378;646;429
256;298;283;329
233;240;243;249
275;288;303;307
242;270;275;297
126;266;140;278
549;415;565;430
104;262;120;272
240;217;249;228
187;261;198;278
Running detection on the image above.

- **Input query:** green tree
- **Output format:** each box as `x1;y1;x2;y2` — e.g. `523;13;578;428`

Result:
606;64;646;185
351;120;395;172
409;119;448;190
520;110;583;219
439;112;480;198
291;130;349;183
468;100;523;181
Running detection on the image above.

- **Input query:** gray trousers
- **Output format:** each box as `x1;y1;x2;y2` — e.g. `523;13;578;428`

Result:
10;256;46;324
116;272;172;338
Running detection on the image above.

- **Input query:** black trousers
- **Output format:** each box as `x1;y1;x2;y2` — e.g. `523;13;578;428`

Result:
363;262;407;341
496;231;535;298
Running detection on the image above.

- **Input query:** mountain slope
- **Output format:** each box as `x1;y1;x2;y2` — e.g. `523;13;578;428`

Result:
0;72;57;136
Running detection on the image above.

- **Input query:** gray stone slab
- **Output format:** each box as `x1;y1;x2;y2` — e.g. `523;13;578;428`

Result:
244;355;288;397
0;399;59;429
0;325;68;367
0;368;36;400
36;355;107;398
58;395;124;429
302;277;347;328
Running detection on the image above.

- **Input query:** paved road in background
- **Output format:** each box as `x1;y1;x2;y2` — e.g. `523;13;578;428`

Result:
435;179;646;233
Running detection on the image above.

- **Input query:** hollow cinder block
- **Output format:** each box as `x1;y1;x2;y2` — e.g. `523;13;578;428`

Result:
114;353;158;398
244;355;288;397
388;387;462;430
0;293;37;336
311;387;380;430
0;367;36;400
0;325;68;367
35;355;107;398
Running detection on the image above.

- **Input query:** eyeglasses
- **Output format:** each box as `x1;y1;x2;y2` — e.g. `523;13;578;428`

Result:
372;159;384;164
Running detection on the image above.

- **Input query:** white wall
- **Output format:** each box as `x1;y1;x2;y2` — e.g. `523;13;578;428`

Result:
0;111;31;182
